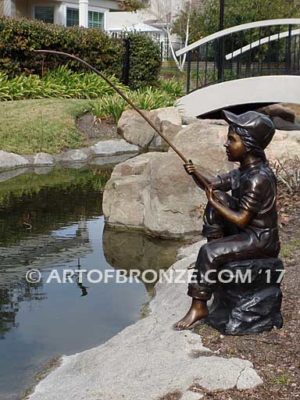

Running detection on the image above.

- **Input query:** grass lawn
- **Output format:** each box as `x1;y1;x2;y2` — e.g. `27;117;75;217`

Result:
0;99;92;154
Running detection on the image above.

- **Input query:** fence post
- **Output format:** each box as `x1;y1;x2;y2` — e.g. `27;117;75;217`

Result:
122;38;131;85
285;24;292;74
186;51;191;93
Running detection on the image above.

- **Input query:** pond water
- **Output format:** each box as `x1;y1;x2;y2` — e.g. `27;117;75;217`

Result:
0;166;180;400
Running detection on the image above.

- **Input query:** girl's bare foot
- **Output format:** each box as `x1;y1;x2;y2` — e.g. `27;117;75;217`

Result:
174;299;208;330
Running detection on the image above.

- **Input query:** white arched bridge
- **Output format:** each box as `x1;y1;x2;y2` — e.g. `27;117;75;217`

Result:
175;19;300;117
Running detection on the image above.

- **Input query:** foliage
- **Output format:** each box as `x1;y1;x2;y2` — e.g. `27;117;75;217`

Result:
126;34;161;89
0;17;161;89
90;95;127;123
132;87;175;110
157;78;184;97
90;82;181;122
0;17;123;77
173;0;300;43
0;67;129;101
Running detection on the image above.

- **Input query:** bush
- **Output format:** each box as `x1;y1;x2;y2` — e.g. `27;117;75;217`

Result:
0;17;161;89
90;84;181;122
126;33;161;89
0;67;130;100
0;17;123;77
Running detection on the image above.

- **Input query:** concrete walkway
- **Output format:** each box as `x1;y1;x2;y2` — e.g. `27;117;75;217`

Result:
27;241;262;400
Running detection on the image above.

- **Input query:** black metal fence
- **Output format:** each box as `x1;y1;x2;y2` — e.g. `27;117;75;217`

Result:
184;23;300;94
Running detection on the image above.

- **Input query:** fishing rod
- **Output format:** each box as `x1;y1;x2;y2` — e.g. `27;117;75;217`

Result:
34;49;210;189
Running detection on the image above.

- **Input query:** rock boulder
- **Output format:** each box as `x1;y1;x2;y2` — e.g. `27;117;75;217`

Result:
117;109;156;149
103;120;231;238
118;107;183;150
0;151;29;170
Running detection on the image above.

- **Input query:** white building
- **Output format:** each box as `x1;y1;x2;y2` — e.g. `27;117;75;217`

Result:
106;10;166;44
0;0;121;28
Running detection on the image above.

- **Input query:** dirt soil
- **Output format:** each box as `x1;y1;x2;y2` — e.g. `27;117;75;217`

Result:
76;113;119;145
188;183;300;400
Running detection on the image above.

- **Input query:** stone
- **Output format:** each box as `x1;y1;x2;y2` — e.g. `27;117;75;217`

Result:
117;109;156;148
103;120;231;238
33;152;55;166
150;106;182;127
266;129;300;159
206;258;284;335
0;150;29;170
149;120;182;150
58;149;90;163
182;115;199;125
271;116;300;131
91;139;139;156
258;104;296;123
27;241;262;400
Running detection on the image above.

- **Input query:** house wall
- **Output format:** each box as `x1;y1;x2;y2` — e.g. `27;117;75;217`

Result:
13;0;118;25
15;0;63;23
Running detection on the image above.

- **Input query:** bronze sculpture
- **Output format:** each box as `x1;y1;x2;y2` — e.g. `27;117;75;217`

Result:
175;110;284;334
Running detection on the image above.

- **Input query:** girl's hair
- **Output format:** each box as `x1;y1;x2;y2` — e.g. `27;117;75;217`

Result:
233;125;267;161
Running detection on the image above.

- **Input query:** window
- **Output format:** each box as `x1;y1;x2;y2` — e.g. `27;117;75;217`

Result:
88;11;104;29
34;6;54;23
66;8;79;27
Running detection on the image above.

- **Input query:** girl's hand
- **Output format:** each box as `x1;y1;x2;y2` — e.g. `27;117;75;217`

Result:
184;162;196;175
205;185;215;203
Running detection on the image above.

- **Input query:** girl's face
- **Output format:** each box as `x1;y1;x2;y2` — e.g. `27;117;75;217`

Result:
224;128;247;162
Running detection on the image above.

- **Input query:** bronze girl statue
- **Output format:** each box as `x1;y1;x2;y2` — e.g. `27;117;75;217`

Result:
175;110;283;333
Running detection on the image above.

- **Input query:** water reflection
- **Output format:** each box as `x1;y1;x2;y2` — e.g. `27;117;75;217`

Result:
103;227;180;294
0;166;181;400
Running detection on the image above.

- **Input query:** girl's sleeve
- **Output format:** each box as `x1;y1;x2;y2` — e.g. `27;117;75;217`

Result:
214;169;240;191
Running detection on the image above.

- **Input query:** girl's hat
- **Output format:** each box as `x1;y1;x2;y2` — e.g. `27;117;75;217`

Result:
223;110;275;149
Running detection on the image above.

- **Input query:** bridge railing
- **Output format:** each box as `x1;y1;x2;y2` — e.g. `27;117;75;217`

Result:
176;19;300;94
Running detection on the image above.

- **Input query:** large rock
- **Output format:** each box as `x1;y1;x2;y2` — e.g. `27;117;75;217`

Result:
0;150;29;170
149;120;182;150
117;109;156;149
258;104;296;123
266;130;300;159
118;107;183;150
103;120;231;238
257;104;300;130
151;106;182;127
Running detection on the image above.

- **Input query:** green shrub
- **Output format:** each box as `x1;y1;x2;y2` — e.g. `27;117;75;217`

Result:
90;95;127;123
126;34;161;89
132;87;174;110
158;78;184;97
89;83;181;122
0;18;161;89
0;67;129;100
0;17;123;77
